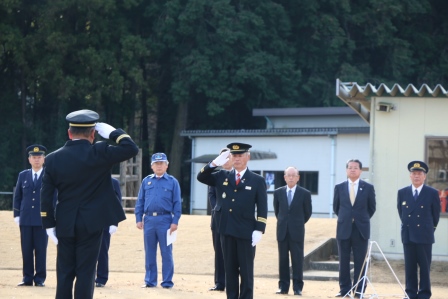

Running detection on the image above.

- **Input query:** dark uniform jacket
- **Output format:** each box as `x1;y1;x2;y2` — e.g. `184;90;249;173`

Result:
40;129;138;237
333;180;376;240
14;169;45;226
397;184;440;244
197;164;268;239
273;185;312;242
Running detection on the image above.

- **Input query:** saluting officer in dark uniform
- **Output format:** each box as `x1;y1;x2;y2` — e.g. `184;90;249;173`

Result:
197;142;268;299
397;161;440;299
13;145;49;287
40;109;138;299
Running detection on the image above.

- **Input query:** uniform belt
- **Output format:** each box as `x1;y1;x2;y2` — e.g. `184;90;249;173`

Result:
149;211;170;216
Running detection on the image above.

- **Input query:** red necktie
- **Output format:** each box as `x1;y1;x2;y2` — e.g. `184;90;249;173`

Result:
236;173;241;185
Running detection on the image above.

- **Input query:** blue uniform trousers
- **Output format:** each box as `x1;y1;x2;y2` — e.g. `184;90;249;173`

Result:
403;243;432;299
20;225;48;284
95;227;111;285
143;214;174;287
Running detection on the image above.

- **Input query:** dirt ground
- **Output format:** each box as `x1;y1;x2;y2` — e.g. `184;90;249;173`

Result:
0;210;446;299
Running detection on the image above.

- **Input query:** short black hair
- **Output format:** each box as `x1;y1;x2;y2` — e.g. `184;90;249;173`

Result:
346;159;362;169
69;126;95;137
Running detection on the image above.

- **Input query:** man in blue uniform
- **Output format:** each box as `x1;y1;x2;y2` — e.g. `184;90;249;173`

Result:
41;109;138;299
197;142;268;299
95;177;122;287
208;148;232;292
14;145;49;287
397;161;440;299
135;153;182;289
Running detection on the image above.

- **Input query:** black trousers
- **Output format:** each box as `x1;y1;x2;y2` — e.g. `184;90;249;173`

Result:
337;223;368;295
96;227;111;285
221;235;255;299
277;228;304;293
56;220;103;299
212;229;225;288
403;243;432;299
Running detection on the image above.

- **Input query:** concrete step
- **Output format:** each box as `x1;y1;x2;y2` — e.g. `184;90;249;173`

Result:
310;260;353;271
303;269;339;281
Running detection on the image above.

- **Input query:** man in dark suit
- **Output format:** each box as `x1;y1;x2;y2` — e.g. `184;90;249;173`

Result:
95;177;122;288
40;109;138;299
197;142;268;299
273;166;312;296
333;159;376;298
397;161;440;299
208;148;232;292
13;145;49;287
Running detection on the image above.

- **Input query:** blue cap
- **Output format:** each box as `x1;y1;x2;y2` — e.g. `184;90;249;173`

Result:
408;161;428;173
151;153;168;165
26;144;47;156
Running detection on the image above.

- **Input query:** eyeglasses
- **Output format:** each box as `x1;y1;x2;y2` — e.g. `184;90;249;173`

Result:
284;174;299;178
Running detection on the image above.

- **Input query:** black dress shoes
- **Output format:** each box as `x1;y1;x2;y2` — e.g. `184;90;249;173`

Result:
34;282;45;287
162;286;172;289
335;293;343;297
95;283;105;287
294;290;302;296
276;289;288;294
17;282;32;286
141;284;156;288
209;285;225;291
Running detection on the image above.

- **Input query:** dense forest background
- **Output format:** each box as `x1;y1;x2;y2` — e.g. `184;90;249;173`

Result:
1;0;448;211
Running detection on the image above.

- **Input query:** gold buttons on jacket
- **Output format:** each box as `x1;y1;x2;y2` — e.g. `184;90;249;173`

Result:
229;209;233;212
232;199;235;202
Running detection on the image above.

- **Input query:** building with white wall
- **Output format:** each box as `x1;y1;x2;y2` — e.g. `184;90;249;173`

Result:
181;107;370;217
336;79;448;260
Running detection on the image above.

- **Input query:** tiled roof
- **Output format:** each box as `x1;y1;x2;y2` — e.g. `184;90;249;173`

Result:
180;127;369;137
336;79;448;124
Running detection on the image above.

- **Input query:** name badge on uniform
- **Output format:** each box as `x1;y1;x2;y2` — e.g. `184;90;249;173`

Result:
245;186;252;190
222;192;226;198
402;201;406;205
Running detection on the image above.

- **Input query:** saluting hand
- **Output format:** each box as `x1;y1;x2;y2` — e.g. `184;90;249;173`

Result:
95;122;116;139
212;149;230;167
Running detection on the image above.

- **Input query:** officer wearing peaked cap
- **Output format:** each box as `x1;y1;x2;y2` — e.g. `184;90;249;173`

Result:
197;142;268;299
397;160;440;299
40;109;139;299
14;144;52;287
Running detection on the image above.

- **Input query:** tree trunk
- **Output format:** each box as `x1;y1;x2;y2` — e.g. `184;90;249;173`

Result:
169;101;188;180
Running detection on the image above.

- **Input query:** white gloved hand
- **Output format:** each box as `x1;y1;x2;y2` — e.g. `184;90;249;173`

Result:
46;228;58;245
14;216;20;226
109;225;118;235
212;149;230;167
251;230;262;247
95;122;116;139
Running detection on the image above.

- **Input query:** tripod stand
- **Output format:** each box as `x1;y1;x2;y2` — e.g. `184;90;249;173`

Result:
342;240;409;299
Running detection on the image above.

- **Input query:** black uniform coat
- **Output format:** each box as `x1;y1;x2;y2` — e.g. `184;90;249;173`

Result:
273;185;312;242
40;129;138;236
397;184;440;245
197;164;268;238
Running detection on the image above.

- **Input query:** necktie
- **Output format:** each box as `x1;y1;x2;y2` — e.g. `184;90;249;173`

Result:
236;173;241;185
349;182;355;206
288;190;292;207
414;189;418;201
34;173;38;183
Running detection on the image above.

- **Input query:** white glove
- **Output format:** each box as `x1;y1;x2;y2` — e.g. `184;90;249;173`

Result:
109;225;117;235
252;230;262;247
14;216;20;226
95;122;116;139
46;228;58;245
212;149;230;167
